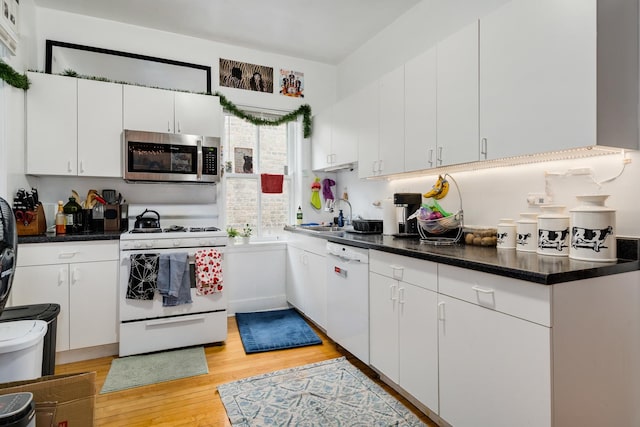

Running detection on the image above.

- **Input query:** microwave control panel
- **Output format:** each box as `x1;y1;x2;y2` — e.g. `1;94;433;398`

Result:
203;146;218;176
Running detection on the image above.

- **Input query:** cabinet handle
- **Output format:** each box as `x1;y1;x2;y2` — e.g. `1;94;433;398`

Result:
168;121;171;132
428;149;434;167
480;138;488;158
177;120;181;133
390;284;397;301
146;315;205;326
438;301;445;321
58;251;78;259
390;265;403;280
372;161;378;173
378;159;384;173
398;287;405;305
79;160;84;174
58;268;65;285
71;268;80;284
437;146;443;165
472;285;494;294
67;161;72;173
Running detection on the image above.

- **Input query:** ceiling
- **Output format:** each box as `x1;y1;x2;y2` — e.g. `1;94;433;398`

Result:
33;0;422;64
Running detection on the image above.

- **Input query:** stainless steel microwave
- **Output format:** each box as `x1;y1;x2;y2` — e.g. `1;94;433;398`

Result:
123;130;220;183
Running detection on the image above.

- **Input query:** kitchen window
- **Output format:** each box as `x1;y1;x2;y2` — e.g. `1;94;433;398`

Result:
222;112;296;238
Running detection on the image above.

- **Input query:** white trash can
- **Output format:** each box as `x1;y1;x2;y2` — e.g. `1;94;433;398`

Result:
0;392;35;427
0;320;47;382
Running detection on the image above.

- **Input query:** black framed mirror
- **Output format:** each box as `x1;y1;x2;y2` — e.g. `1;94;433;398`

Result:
45;40;212;93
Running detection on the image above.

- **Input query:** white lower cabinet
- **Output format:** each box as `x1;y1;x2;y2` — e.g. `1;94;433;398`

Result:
438;294;551;427
10;242;119;352
369;251;439;412
285;235;326;329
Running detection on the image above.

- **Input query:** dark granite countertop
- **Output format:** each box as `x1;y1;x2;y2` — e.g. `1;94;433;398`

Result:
285;226;640;285
18;231;123;244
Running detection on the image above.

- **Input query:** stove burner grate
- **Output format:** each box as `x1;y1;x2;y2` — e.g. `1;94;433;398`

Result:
189;226;221;232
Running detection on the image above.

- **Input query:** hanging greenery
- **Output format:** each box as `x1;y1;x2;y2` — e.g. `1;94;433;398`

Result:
0;60;30;90
214;91;312;138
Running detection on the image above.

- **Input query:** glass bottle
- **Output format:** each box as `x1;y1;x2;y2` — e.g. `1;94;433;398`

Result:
337;210;345;227
63;197;82;234
296;206;303;225
55;200;66;235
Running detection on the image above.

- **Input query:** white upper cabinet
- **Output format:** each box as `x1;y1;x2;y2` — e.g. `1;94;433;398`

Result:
404;47;437;172
437;20;480;167
480;0;638;158
378;65;405;176
311;95;358;171
77;79;123;177
124;86;221;137
26;72;122;177
356;81;380;179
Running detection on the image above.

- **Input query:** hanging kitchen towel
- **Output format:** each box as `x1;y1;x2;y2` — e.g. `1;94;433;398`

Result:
260;174;284;193
157;252;192;306
127;253;159;300
310;177;322;210
194;249;223;295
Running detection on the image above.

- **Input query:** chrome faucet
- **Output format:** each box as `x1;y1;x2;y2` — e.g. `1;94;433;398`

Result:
338;198;352;226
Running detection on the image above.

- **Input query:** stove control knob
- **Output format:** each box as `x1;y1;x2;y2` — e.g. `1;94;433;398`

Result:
134;242;142;249
145;241;154;248
173;240;181;247
199;239;210;246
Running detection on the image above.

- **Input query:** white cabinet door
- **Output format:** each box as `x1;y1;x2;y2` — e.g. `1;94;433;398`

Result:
399;283;439;413
174;92;221;137
311;108;333;171
123;85;175;133
331;95;358;167
305;251;326;329
378;65;405;176
11;265;70;352
438;294;551;427
405;47;437;172
285;245;307;312
356;81;380;178
26;72;77;175
437;20;480;167
480;0;596;159
69;260;118;349
369;271;399;383
77;79;123;177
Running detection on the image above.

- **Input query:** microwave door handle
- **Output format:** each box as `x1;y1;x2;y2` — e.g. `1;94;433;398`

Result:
197;139;203;180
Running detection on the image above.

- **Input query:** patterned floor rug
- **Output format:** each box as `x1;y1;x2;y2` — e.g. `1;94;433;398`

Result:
218;357;426;426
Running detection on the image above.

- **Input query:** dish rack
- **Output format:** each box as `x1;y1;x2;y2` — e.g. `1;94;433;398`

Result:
417;174;464;245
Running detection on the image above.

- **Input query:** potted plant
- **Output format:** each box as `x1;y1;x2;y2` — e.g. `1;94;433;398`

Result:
226;226;239;240
240;223;252;244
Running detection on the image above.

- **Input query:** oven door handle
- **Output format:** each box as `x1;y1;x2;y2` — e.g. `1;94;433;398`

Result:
196;139;203;181
145;315;206;327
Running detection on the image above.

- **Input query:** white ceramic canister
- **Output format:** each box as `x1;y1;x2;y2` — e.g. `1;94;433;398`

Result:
497;218;516;249
516;212;538;253
537;205;570;257
569;195;616;262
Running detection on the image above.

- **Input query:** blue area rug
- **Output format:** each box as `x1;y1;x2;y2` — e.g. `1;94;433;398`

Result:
235;308;322;354
218;357;426;426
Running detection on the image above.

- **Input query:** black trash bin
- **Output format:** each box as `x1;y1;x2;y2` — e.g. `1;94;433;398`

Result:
0;304;60;376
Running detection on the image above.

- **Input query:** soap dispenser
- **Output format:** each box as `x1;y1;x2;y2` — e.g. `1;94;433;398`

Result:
337;210;344;227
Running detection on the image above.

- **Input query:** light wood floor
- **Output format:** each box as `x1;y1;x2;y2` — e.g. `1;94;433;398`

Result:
56;316;438;426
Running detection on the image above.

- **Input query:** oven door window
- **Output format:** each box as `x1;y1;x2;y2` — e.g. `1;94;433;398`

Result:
127;141;198;174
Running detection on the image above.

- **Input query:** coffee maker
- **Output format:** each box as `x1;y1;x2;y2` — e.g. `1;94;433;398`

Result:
393;193;422;237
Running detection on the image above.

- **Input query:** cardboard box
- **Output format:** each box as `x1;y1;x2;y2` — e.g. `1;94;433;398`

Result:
0;372;95;427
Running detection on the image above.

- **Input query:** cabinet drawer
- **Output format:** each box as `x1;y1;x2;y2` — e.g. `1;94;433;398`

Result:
438;264;551;326
17;241;119;266
370;250;437;291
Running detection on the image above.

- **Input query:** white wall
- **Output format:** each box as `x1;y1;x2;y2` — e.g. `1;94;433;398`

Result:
332;0;640;239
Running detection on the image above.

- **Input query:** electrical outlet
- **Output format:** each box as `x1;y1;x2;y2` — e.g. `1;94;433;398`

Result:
527;193;550;206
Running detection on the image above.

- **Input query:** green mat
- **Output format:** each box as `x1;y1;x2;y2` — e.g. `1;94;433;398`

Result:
100;346;208;393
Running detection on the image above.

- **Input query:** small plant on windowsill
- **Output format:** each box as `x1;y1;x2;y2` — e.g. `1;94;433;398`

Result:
226;227;239;238
239;224;252;243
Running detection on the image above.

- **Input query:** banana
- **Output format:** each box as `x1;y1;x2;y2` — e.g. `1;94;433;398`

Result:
423;175;450;200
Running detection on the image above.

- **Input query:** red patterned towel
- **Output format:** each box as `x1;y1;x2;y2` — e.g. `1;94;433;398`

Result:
195;249;223;295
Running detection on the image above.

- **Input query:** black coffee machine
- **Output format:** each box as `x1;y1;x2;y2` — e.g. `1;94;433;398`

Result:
393;193;422;238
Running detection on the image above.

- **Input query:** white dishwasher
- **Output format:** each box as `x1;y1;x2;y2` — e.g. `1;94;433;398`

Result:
326;241;369;364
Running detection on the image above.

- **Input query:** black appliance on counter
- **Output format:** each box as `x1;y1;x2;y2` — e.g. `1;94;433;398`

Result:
393;193;422;238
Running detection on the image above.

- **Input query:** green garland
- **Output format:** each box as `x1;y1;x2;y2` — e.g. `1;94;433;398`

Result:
214;91;312;138
0;60;29;89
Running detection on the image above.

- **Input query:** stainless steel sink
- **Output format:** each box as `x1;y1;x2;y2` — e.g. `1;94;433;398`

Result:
298;225;346;237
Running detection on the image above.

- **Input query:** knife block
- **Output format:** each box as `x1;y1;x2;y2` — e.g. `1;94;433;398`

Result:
103;204;120;232
16;203;47;236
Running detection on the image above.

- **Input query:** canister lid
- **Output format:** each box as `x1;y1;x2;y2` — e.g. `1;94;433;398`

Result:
0;320;47;353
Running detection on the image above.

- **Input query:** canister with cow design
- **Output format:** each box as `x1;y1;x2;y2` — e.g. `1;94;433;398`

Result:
516;212;538;253
537;205;570;257
497;218;516;249
569;195;616;262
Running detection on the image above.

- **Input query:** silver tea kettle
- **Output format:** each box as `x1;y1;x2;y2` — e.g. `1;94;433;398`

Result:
134;209;161;229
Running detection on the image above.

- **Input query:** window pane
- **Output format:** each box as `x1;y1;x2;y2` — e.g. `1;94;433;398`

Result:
228;116;257;174
261;180;290;236
225;178;258;230
259;124;288;174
